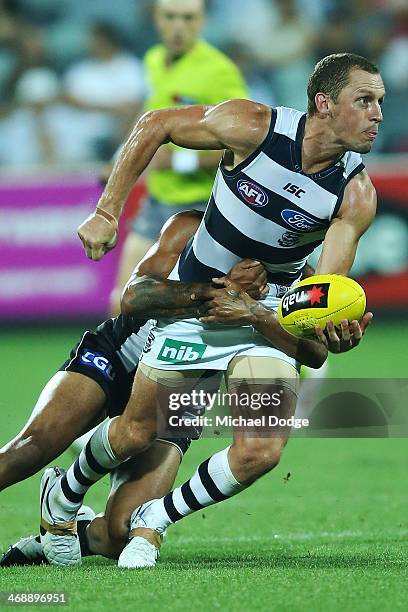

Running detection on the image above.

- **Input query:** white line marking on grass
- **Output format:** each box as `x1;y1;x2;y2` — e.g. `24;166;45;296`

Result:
176;529;408;545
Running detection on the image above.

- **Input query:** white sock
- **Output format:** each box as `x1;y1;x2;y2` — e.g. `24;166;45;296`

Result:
139;447;246;531
51;419;122;518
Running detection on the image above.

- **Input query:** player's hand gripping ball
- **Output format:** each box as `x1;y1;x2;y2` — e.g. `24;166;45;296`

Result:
277;274;366;337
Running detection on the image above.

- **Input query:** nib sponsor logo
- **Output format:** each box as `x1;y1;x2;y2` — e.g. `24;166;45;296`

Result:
281;283;329;315
158;338;207;363
237;180;269;207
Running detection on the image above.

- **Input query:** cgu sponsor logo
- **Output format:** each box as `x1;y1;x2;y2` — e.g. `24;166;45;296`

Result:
80;350;115;380
237;180;269;207
281;209;325;232
158;338;207;363
281;283;329;315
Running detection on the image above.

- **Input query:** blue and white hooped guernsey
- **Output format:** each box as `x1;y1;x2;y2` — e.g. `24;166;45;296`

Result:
139;106;365;371
169;106;365;288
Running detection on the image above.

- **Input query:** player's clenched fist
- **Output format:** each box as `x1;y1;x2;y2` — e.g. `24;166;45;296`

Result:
77;207;118;261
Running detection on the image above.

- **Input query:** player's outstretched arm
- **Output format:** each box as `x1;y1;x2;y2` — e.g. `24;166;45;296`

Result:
121;213;269;320
77;99;270;260
121;211;207;320
314;169;376;351
315;170;376;276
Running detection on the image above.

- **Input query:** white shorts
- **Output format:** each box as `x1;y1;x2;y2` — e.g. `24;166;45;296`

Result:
140;287;298;372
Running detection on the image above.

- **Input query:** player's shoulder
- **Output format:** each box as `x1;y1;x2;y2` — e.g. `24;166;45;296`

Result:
159;210;203;241
340;150;366;181
337;168;377;226
195;40;239;70
274;106;305;140
346;167;376;195
212;99;271;127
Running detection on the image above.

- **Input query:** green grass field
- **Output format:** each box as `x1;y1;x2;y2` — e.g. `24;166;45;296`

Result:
0;323;407;611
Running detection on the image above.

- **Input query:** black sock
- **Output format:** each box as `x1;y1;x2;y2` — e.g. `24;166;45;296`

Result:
78;521;94;557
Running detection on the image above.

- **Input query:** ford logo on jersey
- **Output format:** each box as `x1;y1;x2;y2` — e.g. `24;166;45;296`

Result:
237;180;269;207
281;209;324;232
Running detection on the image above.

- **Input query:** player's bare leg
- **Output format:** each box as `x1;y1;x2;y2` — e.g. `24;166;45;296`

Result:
226;392;296;483
40;367;170;518
1;442;181;566
38;365;211;565
0;372;105;492
108;368;160;457
86;441;181;559
118;356;299;568
109;232;154;316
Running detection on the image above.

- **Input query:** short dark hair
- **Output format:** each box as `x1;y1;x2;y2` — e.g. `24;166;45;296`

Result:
307;53;380;115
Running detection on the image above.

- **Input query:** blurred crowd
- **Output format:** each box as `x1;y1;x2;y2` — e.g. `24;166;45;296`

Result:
0;0;407;167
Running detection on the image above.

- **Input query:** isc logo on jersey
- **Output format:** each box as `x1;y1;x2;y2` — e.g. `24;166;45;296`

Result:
281;209;325;232
237;180;269;207
80;350;115;381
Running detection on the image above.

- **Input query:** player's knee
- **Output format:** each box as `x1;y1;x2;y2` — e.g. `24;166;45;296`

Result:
235;440;283;481
1;429;48;472
107;513;129;551
0;432;51;491
86;516;106;551
122;418;157;456
27;427;59;464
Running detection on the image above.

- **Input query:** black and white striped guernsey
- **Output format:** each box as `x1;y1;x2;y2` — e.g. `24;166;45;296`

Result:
170;106;365;287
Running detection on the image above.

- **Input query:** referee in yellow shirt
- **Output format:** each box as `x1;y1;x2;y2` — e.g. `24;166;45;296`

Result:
109;0;247;313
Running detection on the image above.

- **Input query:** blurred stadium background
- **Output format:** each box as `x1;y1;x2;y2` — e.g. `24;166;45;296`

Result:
1;0;407;322
0;1;407;609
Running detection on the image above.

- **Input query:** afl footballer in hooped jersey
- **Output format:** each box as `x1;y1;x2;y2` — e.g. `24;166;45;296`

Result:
79;55;384;372
138;105;369;371
66;54;384;570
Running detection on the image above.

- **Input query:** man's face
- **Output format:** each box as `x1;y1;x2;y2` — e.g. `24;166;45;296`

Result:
155;0;204;57
329;69;385;153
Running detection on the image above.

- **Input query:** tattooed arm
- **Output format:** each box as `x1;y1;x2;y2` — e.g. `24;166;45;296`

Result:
121;213;326;366
120;211;267;320
120;210;206;320
199;279;327;369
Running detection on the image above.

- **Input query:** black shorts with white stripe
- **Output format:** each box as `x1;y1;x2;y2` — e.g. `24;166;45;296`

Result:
58;325;192;456
59;328;135;420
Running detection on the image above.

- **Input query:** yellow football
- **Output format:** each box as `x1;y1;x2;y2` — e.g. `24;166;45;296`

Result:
277;274;366;337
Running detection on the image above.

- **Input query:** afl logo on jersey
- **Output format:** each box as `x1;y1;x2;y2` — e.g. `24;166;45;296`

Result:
237;180;269;207
281;209;324;232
